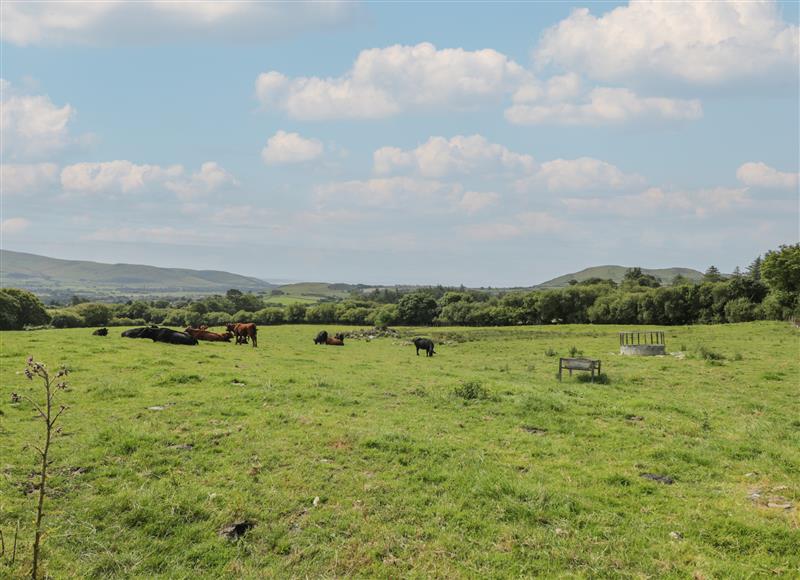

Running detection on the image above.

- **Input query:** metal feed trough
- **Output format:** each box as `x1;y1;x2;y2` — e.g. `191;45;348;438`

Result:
619;331;666;356
558;357;602;383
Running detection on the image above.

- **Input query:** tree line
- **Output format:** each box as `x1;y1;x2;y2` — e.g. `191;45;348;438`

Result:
1;244;797;330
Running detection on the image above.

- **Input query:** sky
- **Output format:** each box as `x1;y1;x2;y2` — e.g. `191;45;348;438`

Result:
1;0;798;287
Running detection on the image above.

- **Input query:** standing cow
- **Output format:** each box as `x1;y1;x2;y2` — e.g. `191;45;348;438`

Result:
412;338;436;357
226;322;258;347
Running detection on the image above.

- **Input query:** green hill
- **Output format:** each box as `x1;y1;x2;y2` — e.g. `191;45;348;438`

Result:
535;265;704;289
0;250;273;300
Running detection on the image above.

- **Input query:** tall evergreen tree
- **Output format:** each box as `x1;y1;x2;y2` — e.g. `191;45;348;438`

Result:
747;256;762;281
704;265;723;283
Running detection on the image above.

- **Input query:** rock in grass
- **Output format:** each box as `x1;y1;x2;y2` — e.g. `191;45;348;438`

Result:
219;520;255;540
640;473;674;485
767;501;793;509
669;531;683;540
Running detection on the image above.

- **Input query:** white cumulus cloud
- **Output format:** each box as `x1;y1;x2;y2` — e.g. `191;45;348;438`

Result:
519;157;645;192
60;160;236;199
535;0;799;85
256;42;528;120
165;162;238;200
736;162;799;190
506;87;702;126
262;131;324;165
373;134;536;178
1;80;77;158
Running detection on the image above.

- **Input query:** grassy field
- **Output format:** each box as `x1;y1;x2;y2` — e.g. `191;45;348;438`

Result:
1;322;798;578
263;294;322;306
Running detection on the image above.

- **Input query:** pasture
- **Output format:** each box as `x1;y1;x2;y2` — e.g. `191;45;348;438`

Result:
1;322;798;578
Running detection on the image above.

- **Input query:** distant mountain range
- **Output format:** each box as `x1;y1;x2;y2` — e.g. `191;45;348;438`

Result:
534;265;704;289
1;250;274;300
1;250;706;301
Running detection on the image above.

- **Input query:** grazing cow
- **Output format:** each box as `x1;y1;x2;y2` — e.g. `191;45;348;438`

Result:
92;327;108;336
314;330;329;344
140;327;198;345
226;322;258;347
184;327;233;342
412;337;436;357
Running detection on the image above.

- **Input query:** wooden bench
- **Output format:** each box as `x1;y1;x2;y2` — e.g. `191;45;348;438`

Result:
558;357;601;383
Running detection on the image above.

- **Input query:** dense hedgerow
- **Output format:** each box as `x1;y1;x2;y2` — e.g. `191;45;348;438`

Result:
3;245;799;330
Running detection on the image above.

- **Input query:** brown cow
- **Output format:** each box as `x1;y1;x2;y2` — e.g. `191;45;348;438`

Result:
184;327;233;342
325;335;344;346
226;322;258;347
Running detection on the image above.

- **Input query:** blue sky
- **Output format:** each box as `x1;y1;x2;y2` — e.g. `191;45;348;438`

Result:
2;1;798;286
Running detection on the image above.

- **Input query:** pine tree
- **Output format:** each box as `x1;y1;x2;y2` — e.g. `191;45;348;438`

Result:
704;265;723;283
747;256;762;281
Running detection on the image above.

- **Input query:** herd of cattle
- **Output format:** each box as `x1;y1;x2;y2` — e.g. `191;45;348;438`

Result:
93;323;437;355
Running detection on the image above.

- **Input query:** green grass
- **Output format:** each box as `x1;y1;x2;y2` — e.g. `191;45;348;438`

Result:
1;322;798;578
263;294;322;306
276;282;353;299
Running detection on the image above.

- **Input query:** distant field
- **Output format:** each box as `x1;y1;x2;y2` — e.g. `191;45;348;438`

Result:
276;282;354;299
263;294;321;306
1;322;798;577
265;282;355;305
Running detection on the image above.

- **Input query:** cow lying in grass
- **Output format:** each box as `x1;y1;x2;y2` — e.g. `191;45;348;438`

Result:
413;337;436;357
326;333;345;346
121;326;158;338
121;326;197;345
315;331;344;345
92;328;108;336
184;327;233;342
141;327;198;345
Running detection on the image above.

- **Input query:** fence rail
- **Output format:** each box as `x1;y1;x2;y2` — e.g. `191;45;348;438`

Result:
619;331;665;346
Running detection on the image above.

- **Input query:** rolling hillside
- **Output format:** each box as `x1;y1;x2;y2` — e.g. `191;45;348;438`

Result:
535;265;704;288
1;250;273;300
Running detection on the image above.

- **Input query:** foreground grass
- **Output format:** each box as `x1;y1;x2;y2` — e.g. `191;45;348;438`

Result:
1;322;798;578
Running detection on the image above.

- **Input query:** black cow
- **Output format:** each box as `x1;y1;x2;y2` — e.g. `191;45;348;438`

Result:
412;338;436;357
139;327;198;345
314;330;329;345
92;327;108;336
121;326;156;338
